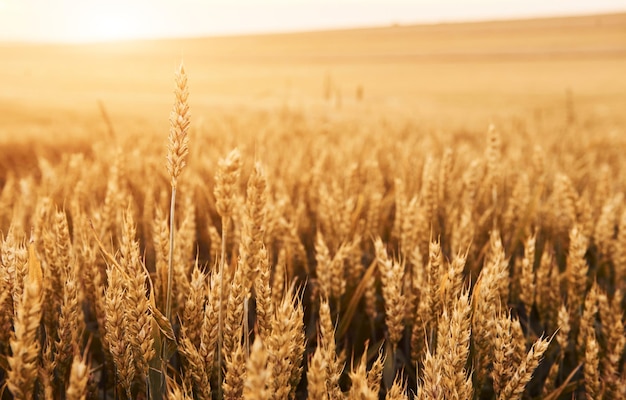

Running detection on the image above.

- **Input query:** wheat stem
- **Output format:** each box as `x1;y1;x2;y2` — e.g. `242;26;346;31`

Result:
218;215;228;400
166;186;176;323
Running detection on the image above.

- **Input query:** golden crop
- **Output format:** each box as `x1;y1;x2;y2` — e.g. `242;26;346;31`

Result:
0;13;625;400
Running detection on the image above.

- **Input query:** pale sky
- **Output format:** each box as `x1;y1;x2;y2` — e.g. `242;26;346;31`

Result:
0;0;624;43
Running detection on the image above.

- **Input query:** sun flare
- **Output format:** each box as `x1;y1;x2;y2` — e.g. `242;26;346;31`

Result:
70;4;152;42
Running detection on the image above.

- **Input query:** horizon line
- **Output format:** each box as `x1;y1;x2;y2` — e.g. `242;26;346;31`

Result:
1;8;625;46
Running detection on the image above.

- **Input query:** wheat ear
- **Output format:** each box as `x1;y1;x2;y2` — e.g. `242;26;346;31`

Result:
242;338;270;400
7;241;43;399
307;345;329;400
65;355;89;400
214;147;242;396
497;336;551;400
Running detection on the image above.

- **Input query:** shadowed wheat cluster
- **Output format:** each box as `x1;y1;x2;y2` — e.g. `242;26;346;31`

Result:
0;62;625;400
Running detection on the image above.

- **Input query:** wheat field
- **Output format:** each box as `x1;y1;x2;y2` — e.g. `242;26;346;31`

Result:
1;12;626;400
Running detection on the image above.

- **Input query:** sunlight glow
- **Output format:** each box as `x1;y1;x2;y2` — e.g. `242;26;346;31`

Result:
0;0;624;43
69;4;152;42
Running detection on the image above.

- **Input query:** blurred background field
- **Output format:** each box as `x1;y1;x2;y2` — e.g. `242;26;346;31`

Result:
1;12;625;145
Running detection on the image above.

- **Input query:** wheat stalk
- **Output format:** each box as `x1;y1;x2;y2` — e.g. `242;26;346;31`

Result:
7;241;43;399
214;147;242;396
165;61;190;321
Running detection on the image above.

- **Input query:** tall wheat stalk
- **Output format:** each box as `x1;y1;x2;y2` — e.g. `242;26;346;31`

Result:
160;61;190;397
166;62;190;321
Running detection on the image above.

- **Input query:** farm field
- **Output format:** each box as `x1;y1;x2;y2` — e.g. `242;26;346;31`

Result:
0;11;625;400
